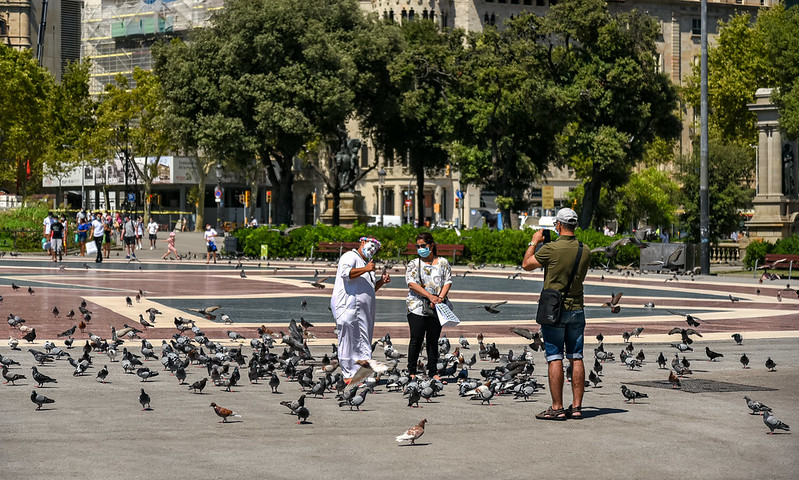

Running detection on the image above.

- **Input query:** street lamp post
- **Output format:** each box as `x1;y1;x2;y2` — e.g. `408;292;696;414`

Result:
215;162;222;229
378;167;386;226
750;144;759;195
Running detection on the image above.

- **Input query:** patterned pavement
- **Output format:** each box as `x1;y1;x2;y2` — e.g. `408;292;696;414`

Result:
2;254;798;346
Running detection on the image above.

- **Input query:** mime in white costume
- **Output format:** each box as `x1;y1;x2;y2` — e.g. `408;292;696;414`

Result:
330;236;391;380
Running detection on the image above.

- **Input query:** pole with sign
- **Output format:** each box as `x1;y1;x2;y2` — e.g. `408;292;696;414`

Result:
542;185;555;213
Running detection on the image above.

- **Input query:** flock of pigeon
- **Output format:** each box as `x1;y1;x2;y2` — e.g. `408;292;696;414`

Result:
2;263;793;443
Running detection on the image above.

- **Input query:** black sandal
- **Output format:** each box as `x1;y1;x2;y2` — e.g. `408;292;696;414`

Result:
566;405;583;419
536;406;567;421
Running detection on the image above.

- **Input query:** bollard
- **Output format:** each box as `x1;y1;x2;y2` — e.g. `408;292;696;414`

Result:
310;245;314;259
790;260;794;280
753;259;759;279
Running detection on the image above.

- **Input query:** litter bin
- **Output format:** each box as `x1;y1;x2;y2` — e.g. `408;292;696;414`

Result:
224;236;239;255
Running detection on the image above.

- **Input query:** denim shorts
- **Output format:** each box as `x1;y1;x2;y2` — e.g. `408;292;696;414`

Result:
540;309;586;362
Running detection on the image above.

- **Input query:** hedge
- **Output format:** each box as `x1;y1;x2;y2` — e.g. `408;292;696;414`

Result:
743;235;799;269
0;202;51;251
232;223;646;267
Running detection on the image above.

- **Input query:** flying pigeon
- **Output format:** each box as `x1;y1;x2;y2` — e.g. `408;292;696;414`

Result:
469;301;508;314
31;390;55;410
396;419;427;445
601;292;623;313
139;389;151;410
210;402;241;422
763;411;790;435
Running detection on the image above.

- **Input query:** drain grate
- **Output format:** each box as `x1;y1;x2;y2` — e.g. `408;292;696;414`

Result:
626;379;777;394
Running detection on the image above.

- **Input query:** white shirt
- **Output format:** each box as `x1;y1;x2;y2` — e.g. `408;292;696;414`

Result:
405;257;452;315
92;218;104;237
330;250;376;324
43;217;53;235
147;221;159;235
204;229;217;244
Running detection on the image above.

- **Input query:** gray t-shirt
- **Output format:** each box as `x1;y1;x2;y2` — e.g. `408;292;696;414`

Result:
123;220;135;237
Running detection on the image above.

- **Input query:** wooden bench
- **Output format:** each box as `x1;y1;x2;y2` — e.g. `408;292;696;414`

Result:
763;254;799;269
403;243;464;264
315;241;361;258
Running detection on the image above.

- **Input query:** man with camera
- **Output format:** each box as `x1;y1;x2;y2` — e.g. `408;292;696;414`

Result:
522;208;591;420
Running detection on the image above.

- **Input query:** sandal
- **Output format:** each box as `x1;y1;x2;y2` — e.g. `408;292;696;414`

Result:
566;405;583;419
536;406;567;421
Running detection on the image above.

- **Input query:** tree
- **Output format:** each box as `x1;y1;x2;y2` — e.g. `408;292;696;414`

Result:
449;14;568;228
685;5;799;144
43;60;95;209
544;0;681;229
677;138;755;242
0;45;54;198
615;167;680;232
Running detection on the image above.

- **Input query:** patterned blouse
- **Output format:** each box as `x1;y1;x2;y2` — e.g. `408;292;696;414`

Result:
405;257;453;316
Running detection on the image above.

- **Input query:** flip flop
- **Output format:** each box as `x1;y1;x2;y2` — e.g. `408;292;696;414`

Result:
536;406;567;421
566;405;583;419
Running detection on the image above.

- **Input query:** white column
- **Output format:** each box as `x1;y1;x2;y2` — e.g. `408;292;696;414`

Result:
770;127;783;196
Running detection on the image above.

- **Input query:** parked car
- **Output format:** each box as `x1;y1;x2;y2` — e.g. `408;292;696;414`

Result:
366;215;402;227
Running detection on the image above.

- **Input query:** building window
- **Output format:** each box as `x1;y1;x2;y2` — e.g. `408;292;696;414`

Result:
384;188;394;216
486;0;494;3
524;0;533;5
512;0;519;4
498;0;507;3
0;19;7;36
735;0;742;4
692;18;701;35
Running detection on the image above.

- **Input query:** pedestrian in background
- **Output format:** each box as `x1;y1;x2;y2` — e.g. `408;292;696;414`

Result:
162;231;180;261
103;212;113;259
76;217;89;257
122;214;137;260
204;224;219;264
91;212;104;263
147;217;159;250
50;215;65;262
523;208;591;421
405;232;452;379
330;236;390;381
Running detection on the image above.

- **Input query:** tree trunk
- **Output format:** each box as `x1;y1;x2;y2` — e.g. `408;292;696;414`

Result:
262;151;293;226
416;163;425;227
143;182;152;225
195;174;206;232
580;173;601;230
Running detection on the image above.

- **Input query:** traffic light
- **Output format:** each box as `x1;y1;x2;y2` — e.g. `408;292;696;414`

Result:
244;190;250;207
455;198;460;209
266;190;272;202
445;164;451;176
312;192;317;205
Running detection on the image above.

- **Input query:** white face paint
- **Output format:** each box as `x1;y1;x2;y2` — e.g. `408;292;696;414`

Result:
361;241;378;260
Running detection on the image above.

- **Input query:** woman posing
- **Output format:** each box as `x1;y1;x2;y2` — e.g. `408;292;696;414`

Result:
405;232;452;379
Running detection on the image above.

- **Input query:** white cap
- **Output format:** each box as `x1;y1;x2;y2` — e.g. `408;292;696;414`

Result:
555;208;579;226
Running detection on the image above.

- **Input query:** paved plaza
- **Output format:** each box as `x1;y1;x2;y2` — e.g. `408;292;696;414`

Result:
1;250;797;479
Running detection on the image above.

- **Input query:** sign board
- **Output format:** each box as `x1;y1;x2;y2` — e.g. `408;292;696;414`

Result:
433;203;441;213
127;193;135;203
456;189;464;200
542;185;555;210
214;188;222;199
404;199;412;206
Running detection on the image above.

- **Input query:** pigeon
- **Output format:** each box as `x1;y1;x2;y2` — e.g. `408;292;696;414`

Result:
22;329;36;343
2;366;26;385
136;368;159;382
668;327;703;345
294;405;310;424
308;276;330;289
744;396;771;415
301;299;307;310
52;306;59;318
740;353;750;369
31;390;55;410
671;343;693;353
348;359;390;388
765;357;776;372
509;327;536;340
469;301;507;314
210;402;241;422
31;367;57;388
269;374;280;393
339;389;369;411
7;337;18;350
601;292;623;313
187;305;221;320
668;371;681;389
240;270;247;278
731;333;743;345
11;283;19;291
656;352;667;369
407;386;422;407
96;365;108;383
621;385;647;403
763;411;790;435
227;331;245;341
189;378;208;394
666;309;702;327
396;419;427;445
729;294;739;302
705;347;724;362
28;287;34;295
126;297;133;307
631;327;644;337
139;389;151;410
588;370;602;387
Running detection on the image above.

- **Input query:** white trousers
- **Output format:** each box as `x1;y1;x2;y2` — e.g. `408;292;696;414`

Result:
337;313;374;378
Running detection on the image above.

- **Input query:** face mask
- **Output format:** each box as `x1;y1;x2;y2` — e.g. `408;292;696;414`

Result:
417;247;431;258
361;242;377;260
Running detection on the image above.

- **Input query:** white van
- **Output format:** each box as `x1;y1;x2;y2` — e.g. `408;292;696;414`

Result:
366;215;402;227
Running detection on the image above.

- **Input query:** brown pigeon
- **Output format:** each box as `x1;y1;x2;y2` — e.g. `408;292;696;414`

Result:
668;371;681;389
396;418;427;445
210;402;241;423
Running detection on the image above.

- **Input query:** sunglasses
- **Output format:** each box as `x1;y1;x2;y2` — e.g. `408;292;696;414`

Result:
416;243;430;249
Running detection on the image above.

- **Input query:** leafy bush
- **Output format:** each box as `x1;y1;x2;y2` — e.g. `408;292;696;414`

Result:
774;234;799;255
743;239;774;269
0;202;51;251
232;224;647;267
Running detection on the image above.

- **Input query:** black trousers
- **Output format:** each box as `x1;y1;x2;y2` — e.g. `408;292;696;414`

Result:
94;236;103;262
407;312;442;376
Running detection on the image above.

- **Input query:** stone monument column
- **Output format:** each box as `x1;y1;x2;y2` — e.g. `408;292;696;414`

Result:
746;88;799;241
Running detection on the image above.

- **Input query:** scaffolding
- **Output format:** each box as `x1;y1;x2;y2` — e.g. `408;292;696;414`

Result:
82;0;224;94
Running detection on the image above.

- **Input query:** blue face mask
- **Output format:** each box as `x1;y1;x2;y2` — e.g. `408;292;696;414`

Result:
417;247;431;258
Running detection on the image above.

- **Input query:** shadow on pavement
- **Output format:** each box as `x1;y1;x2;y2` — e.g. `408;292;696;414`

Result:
581;406;628;419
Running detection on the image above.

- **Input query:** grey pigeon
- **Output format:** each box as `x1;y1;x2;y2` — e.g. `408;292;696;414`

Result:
139;388;151;410
136;367;159;382
31;390;54;410
621;385;647;404
175;367;187;384
269;374;280;393
339;389;369;411
588;370;602;387
743;396;771;415
763;411;790;434
96;365;108;383
731;333;743;345
294;406;310;424
189;377;207;394
656;352;667;369
31;366;57;387
705;347;724;362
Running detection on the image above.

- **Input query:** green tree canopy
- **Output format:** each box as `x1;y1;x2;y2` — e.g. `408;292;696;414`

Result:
615;167;680;232
678;138;754;242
